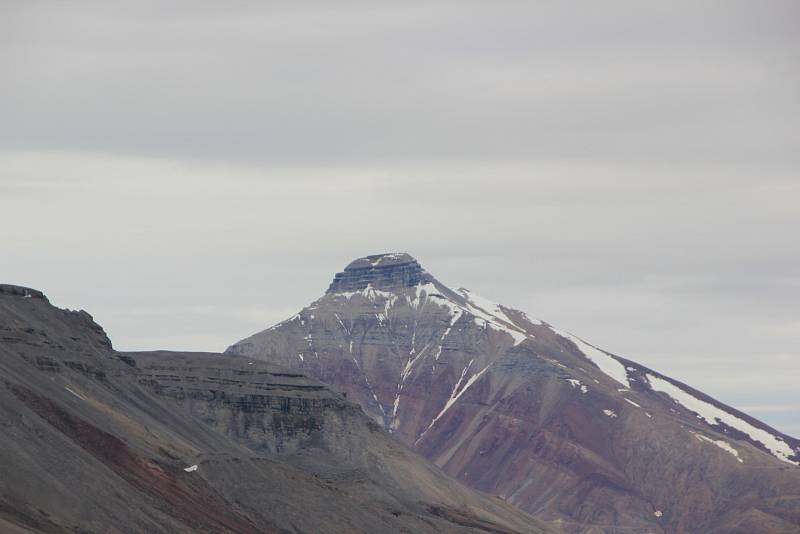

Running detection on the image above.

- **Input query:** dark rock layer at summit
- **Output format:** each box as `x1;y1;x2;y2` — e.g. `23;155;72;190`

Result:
0;284;554;534
228;254;800;534
328;253;430;292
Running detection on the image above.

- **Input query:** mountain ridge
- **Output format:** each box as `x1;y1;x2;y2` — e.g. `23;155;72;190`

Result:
0;280;556;533
228;252;800;533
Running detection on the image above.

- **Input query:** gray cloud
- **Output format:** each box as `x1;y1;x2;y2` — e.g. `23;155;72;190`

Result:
1;1;798;436
2;1;798;166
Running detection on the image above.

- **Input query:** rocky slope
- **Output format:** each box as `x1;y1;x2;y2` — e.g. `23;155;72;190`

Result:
228;253;800;534
0;283;556;534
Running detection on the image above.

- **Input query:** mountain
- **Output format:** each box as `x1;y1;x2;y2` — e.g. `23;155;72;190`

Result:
227;253;800;534
0;283;557;534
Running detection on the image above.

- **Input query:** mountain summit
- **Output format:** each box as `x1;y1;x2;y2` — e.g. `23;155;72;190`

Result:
327;253;431;292
228;253;800;533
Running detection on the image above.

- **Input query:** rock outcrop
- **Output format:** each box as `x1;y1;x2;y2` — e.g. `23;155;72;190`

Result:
327;253;431;292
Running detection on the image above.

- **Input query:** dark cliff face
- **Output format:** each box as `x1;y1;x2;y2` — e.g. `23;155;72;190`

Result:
0;284;48;301
228;253;800;534
0;284;112;354
327;252;432;293
0;286;555;534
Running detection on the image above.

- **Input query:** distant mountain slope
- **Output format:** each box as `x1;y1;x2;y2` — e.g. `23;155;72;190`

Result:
228;253;800;534
0;284;555;534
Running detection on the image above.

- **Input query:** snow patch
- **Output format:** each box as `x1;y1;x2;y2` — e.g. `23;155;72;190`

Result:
416;360;491;443
563;378;589;394
456;288;529;345
407;282;441;310
64;386;86;401
459;290;515;323
401;341;432;382
434;310;462;360
333;313;350;335
694;433;744;463
624;398;641;408
267;313;300;331
336;284;399;305
552;328;631;387
184;465;198;473
371;253;405;266
647;373;797;465
603;409;617;418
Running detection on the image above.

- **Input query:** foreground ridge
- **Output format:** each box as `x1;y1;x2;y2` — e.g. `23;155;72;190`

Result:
0;283;555;534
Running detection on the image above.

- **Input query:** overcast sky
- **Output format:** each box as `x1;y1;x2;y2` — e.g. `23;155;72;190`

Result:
2;1;798;436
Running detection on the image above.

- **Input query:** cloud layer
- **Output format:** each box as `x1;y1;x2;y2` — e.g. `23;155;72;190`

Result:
2;1;798;436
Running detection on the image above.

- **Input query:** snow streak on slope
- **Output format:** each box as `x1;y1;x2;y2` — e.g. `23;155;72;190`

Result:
694;433;744;463
329;280;530;433
455;288;529;345
321;264;797;466
417;359;492;443
336;284;399;304
552;328;631;387
647;373;797;465
457;289;543;328
332;281;530;348
624;398;641;408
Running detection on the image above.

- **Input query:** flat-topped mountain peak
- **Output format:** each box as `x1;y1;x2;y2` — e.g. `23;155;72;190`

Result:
344;252;417;269
327;252;433;293
230;253;800;533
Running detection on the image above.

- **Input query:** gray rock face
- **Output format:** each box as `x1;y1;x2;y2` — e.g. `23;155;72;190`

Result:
0;285;555;534
328;252;430;292
228;252;800;534
0;284;48;301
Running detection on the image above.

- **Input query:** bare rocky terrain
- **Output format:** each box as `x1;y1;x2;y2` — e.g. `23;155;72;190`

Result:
0;283;557;534
228;253;800;534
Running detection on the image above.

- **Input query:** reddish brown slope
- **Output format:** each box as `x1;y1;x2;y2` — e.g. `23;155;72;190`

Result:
228;253;800;534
